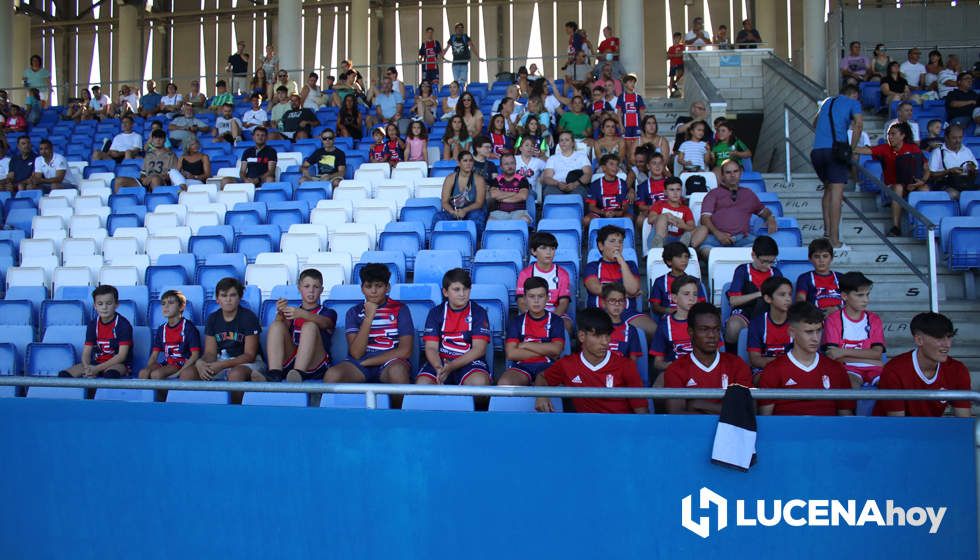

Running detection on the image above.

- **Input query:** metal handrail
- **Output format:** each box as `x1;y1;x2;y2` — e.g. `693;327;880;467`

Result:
2;376;978;409
782;102;940;312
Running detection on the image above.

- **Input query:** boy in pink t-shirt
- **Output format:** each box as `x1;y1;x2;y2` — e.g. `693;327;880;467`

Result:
517;232;573;333
821;271;885;388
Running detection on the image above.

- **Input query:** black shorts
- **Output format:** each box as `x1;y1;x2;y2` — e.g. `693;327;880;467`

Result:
810;148;851;185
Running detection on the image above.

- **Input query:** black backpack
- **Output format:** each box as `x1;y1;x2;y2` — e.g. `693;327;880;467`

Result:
685;174;708;195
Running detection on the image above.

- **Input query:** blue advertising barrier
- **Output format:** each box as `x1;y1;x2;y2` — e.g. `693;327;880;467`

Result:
0;398;975;559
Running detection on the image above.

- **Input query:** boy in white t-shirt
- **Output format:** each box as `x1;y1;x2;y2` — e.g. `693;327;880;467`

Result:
242;93;269;129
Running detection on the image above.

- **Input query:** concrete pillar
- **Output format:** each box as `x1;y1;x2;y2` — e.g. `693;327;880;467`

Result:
802;0;826;87
0;1;11;93
11;14;31;104
116;4;140;89
277;0;301;75
617;0;644;95
349;0;369;81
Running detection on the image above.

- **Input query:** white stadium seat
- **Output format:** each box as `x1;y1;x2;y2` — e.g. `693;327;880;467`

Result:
255;252;299;281
53;266;93;291
99;266;141;286
222;183;256;202
333;180;371;202
286;224;329;249
145;236;183;265
106;254;150;279
414;177;445;199
280;233;325;263
185;211;222;235
707;247;753;304
187;183;219;202
328;224;376;262
62;237;99;259
306;251;353;288
32;215;65;234
216;190;250;209
152;203;188;225
63;255;105;284
103;237;143;261
20;256;59;288
20;238;57;260
6;267;47;291
245;263;290;298
110;228;149;251
144;212;180;234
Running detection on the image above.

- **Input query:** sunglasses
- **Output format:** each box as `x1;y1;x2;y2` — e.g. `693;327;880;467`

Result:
321;136;335;140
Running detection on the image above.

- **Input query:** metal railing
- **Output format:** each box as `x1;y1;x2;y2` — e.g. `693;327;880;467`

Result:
782;103;940;312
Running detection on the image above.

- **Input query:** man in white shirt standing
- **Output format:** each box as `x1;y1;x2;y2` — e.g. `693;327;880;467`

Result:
242;93;269;129
928;124;977;201
899;48;927;89
92;115;143;162
31;139;72;190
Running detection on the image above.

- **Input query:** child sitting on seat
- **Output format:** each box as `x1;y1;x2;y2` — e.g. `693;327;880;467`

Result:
139;289;201;380
405;120;429;162
517;232;573;333
262;268;337;383
725;235;783;351
647;176;696;248
498;277;565;386
795;237;842;313
584;153;631;228
651;275;703;374
59;284;134;379
634;152;669;229
676;120;712;172
601;282;643;363
747;277;794;379
384;122;404;166
648;241;708;319
368;126;390;164
822;271;886;389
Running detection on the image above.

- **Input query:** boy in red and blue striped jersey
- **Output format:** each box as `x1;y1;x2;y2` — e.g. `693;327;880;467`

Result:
498;277;566;386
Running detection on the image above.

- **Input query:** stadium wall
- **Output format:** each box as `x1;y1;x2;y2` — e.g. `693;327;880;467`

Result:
0;398;975;558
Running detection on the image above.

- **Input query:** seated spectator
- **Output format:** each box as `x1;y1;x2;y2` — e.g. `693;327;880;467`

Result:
221;126;277;188
3;105;27;132
651;275;702;373
207;80;233;113
440;80;461;121
471;136;498;182
336;93;363;140
138;290;201;380
486;114;512;157
213;103;243;143
714;24;733;49
676;120;712;172
268;86;292;136
647;177;697;248
159;82;183;114
924;50;944;89
557;96;592;141
368;127;390;164
593;62;623;97
92;115;143;162
111;84;139;117
515;137;547;195
441;114;471;160
404;121;428;163
139;80;162;117
58;285;133;379
692;159;778;259
88;85;111;118
747;277;794;377
62;89;90;122
175;138;211;186
874;312;971;418
648;242;708;319
410;80;438;126
927;124;977;200
584;87;615;133
735;18;762;48
457;92;484;139
534;308;648;414
323;264;413;408
795;237;843;313
757;302;855;416
434;151;487;233
367;76;404;131
242;93;269;129
634;151;667;225
724;235;783;350
31;139;73;190
936;55;961;99
144;121;173;153
711;121;752;177
499;277;566;386
300;72;327;110
7;135;36;190
114;129;178;191
301;129;347;186
186;278;263;404
880;61;911;106
584;153;631;228
869;44;890;81
919;119;945;155
186;79;207;110
518;96;552;135
497;95;523;135
672;101;712;152
602;282;643;362
664;302;752;414
944;71;978;128
584;225;642;311
884;101;920;142
261;269;337;383
273;69;300;97
854;121;928;236
488;153;531;224
417;268;492;387
591;117;625;163
168;103;210;148
822;272;885;389
24;88;42;126
840;41;871;86
517;232;574;331
276;94;319;140
514;115;551;159
563;50;594;94
899;48;927;89
637;115;672;165
541;131;593;198
383;122;405;166
0;149;10;192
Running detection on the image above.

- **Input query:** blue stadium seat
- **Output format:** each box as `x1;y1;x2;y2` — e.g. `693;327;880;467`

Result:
431;221;477;264
941;216;980;270
157;254;197;282
26;343;76;376
859;160;883;193
413;250;464;285
109;193;143;214
380;221;426;271
166;390;230;404
0;299;35;326
635;331;650;386
908;192;957;240
757;192;784;217
5;208;37;233
242;392;309;407
145;191;179;212
401;394;476;411
0;326;34;375
488;396;563;412
400;198;441;238
470;283;508;345
267;201;310;230
26;386;87;399
482;220;529;253
542;194;584;221
587;218;635;249
107;213;143;234
146;265;190;298
294;182;332;205
254;183;293;205
960;192;980;216
225;204;266;231
4;286;47;315
775;247;812;285
117;186;147;203
197;265;242;298
0;230;25;254
472;249;522;301
754;217;803;247
147;297;197;329
201;285;260;321
389;283;442;338
353;251;406;283
130;325;153;374
190;234;231;264
260;297;300;326
319;393;391;409
94;388;155;402
40;299;87;330
197;225;236;249
117;286;150;325
234;227;281;263
4;196;36;213
154;285;205;323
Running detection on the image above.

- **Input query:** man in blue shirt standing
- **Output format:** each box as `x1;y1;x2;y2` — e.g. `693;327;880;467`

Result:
810;84;863;251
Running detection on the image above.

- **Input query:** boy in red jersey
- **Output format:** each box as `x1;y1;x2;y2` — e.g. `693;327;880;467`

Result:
59;285;134;378
665;302;752;414
417;268;492;386
725;235;782;351
651;275;703;373
822;271;885;388
139;290;201;380
517;232;573;332
324;264;414;404
634;152;669;229
648;242;708;318
874;312;971;417
535;308;648;414
747;277;794;378
648;177;696;248
262;269;338;382
498;277;566;386
584;153;632;227
601;282;643;363
584;224;642;310
667;32;686;93
795;237;842;313
758;302;855;416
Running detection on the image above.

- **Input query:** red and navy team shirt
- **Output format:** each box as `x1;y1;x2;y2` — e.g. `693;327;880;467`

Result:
589;99;614;116
423;302;492;361
85;314;134;367
419;40;442;70
728;263;783;315
617;92;645;128
610;319;642;359
506;311;565;365
345;298;415;357
648;272;708;313
650;314;693;362
795;271;843;310
584;258;640;310
369;142;389;162
490;132;512;157
384;139;403;164
586;176;630;213
747;312;793;368
494;174;529;212
151;318;202;367
290;305;337;358
636;176;667;208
